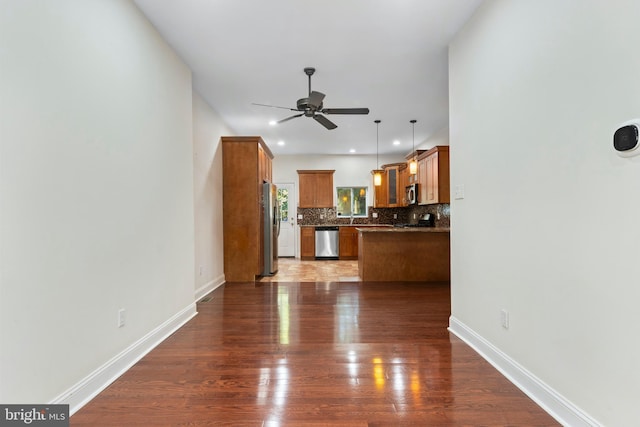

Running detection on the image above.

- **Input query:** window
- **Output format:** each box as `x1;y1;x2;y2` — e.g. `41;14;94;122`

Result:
277;187;289;222
336;187;367;217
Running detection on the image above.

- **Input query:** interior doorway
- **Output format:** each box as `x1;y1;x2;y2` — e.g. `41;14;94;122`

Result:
276;182;296;257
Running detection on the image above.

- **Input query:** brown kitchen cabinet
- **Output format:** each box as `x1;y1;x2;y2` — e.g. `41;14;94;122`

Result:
405;150;424;187
386;165;400;207
372;170;387;208
340;226;391;259
372;163;406;208
417;146;450;205
297;170;334;208
339;226;358;259
398;165;409;207
300;226;315;260
417;156;428;203
222;136;273;281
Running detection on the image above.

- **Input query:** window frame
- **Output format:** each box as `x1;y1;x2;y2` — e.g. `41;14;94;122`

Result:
336;186;368;218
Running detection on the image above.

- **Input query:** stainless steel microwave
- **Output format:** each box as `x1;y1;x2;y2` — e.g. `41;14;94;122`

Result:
406;183;418;204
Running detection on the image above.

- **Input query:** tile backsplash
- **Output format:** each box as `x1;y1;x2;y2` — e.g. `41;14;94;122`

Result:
297;204;450;228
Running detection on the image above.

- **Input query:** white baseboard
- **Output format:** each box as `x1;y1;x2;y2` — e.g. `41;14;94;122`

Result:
194;274;225;301
53;303;198;415
448;316;601;427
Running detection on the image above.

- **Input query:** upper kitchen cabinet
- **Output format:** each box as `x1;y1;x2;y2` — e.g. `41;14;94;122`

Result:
297;170;335;207
405;150;425;186
417;146;450;205
373;163;406;207
222;136;274;281
258;143;272;183
372;170;387;208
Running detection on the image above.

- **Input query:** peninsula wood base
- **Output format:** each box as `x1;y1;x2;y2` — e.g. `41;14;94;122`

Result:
358;228;450;281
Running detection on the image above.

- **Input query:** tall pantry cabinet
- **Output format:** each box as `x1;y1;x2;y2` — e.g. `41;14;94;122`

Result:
222;136;273;282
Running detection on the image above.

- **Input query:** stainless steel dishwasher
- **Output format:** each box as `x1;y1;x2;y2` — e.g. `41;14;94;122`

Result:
315;226;339;259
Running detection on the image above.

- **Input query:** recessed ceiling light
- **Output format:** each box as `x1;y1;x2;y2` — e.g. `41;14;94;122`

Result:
349;149;356;153
269;120;277;126
393;140;400;146
277;141;285;146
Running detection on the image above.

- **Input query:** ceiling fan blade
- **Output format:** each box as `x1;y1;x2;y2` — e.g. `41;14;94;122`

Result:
313;114;337;130
277;113;304;124
308;91;325;109
321;107;370;115
252;102;298;111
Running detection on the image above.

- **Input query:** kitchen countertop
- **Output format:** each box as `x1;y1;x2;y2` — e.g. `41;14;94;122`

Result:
299;224;393;227
356;227;450;233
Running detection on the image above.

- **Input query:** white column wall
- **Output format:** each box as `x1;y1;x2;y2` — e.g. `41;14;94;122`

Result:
449;1;640;424
0;1;195;404
192;93;232;298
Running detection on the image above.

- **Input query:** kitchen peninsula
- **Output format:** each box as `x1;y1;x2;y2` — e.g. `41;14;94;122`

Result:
357;227;450;282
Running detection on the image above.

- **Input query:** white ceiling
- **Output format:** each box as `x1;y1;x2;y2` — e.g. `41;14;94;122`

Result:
133;0;482;156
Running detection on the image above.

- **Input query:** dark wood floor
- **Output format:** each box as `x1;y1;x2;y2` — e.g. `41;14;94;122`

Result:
72;281;558;426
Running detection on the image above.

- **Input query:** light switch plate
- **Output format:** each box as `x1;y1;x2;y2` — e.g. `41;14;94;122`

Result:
455;184;465;200
297;214;303;220
372;212;378;218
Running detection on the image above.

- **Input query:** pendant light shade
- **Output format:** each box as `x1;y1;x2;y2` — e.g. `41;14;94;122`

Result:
409;119;417;175
409;160;417;175
374;172;382;186
374;119;382;186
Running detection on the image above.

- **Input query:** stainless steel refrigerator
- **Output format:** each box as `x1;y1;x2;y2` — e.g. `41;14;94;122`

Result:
263;182;280;275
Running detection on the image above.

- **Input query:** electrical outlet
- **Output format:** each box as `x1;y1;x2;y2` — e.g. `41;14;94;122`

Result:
297;214;303;220
455;184;465;200
320;214;324;219
372;212;378;218
500;309;509;329
413;213;417;219
393;214;397;219
118;308;126;328
437;212;441;220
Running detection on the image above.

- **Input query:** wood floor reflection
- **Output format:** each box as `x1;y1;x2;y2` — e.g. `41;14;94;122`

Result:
72;261;558;426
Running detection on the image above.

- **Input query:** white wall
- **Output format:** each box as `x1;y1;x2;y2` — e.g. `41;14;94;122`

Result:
192;93;232;298
416;126;449;150
449;1;640;425
273;153;404;207
0;0;195;406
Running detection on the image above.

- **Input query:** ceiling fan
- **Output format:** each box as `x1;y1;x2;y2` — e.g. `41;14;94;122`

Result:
253;67;370;130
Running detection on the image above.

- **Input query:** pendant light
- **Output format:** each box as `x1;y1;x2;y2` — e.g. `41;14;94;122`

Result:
409;119;417;175
373;120;382;186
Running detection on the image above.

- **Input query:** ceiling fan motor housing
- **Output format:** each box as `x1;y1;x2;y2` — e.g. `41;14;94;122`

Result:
297;97;322;115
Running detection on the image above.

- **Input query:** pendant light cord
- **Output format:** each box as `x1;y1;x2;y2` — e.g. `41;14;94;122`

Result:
411;119;416;156
375;119;381;168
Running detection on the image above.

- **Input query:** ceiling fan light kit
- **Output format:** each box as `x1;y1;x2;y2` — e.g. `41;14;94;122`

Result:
253;67;370;130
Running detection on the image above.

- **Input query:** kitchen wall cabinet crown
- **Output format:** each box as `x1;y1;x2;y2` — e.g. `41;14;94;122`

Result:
297;170;335;208
222;136;273;281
